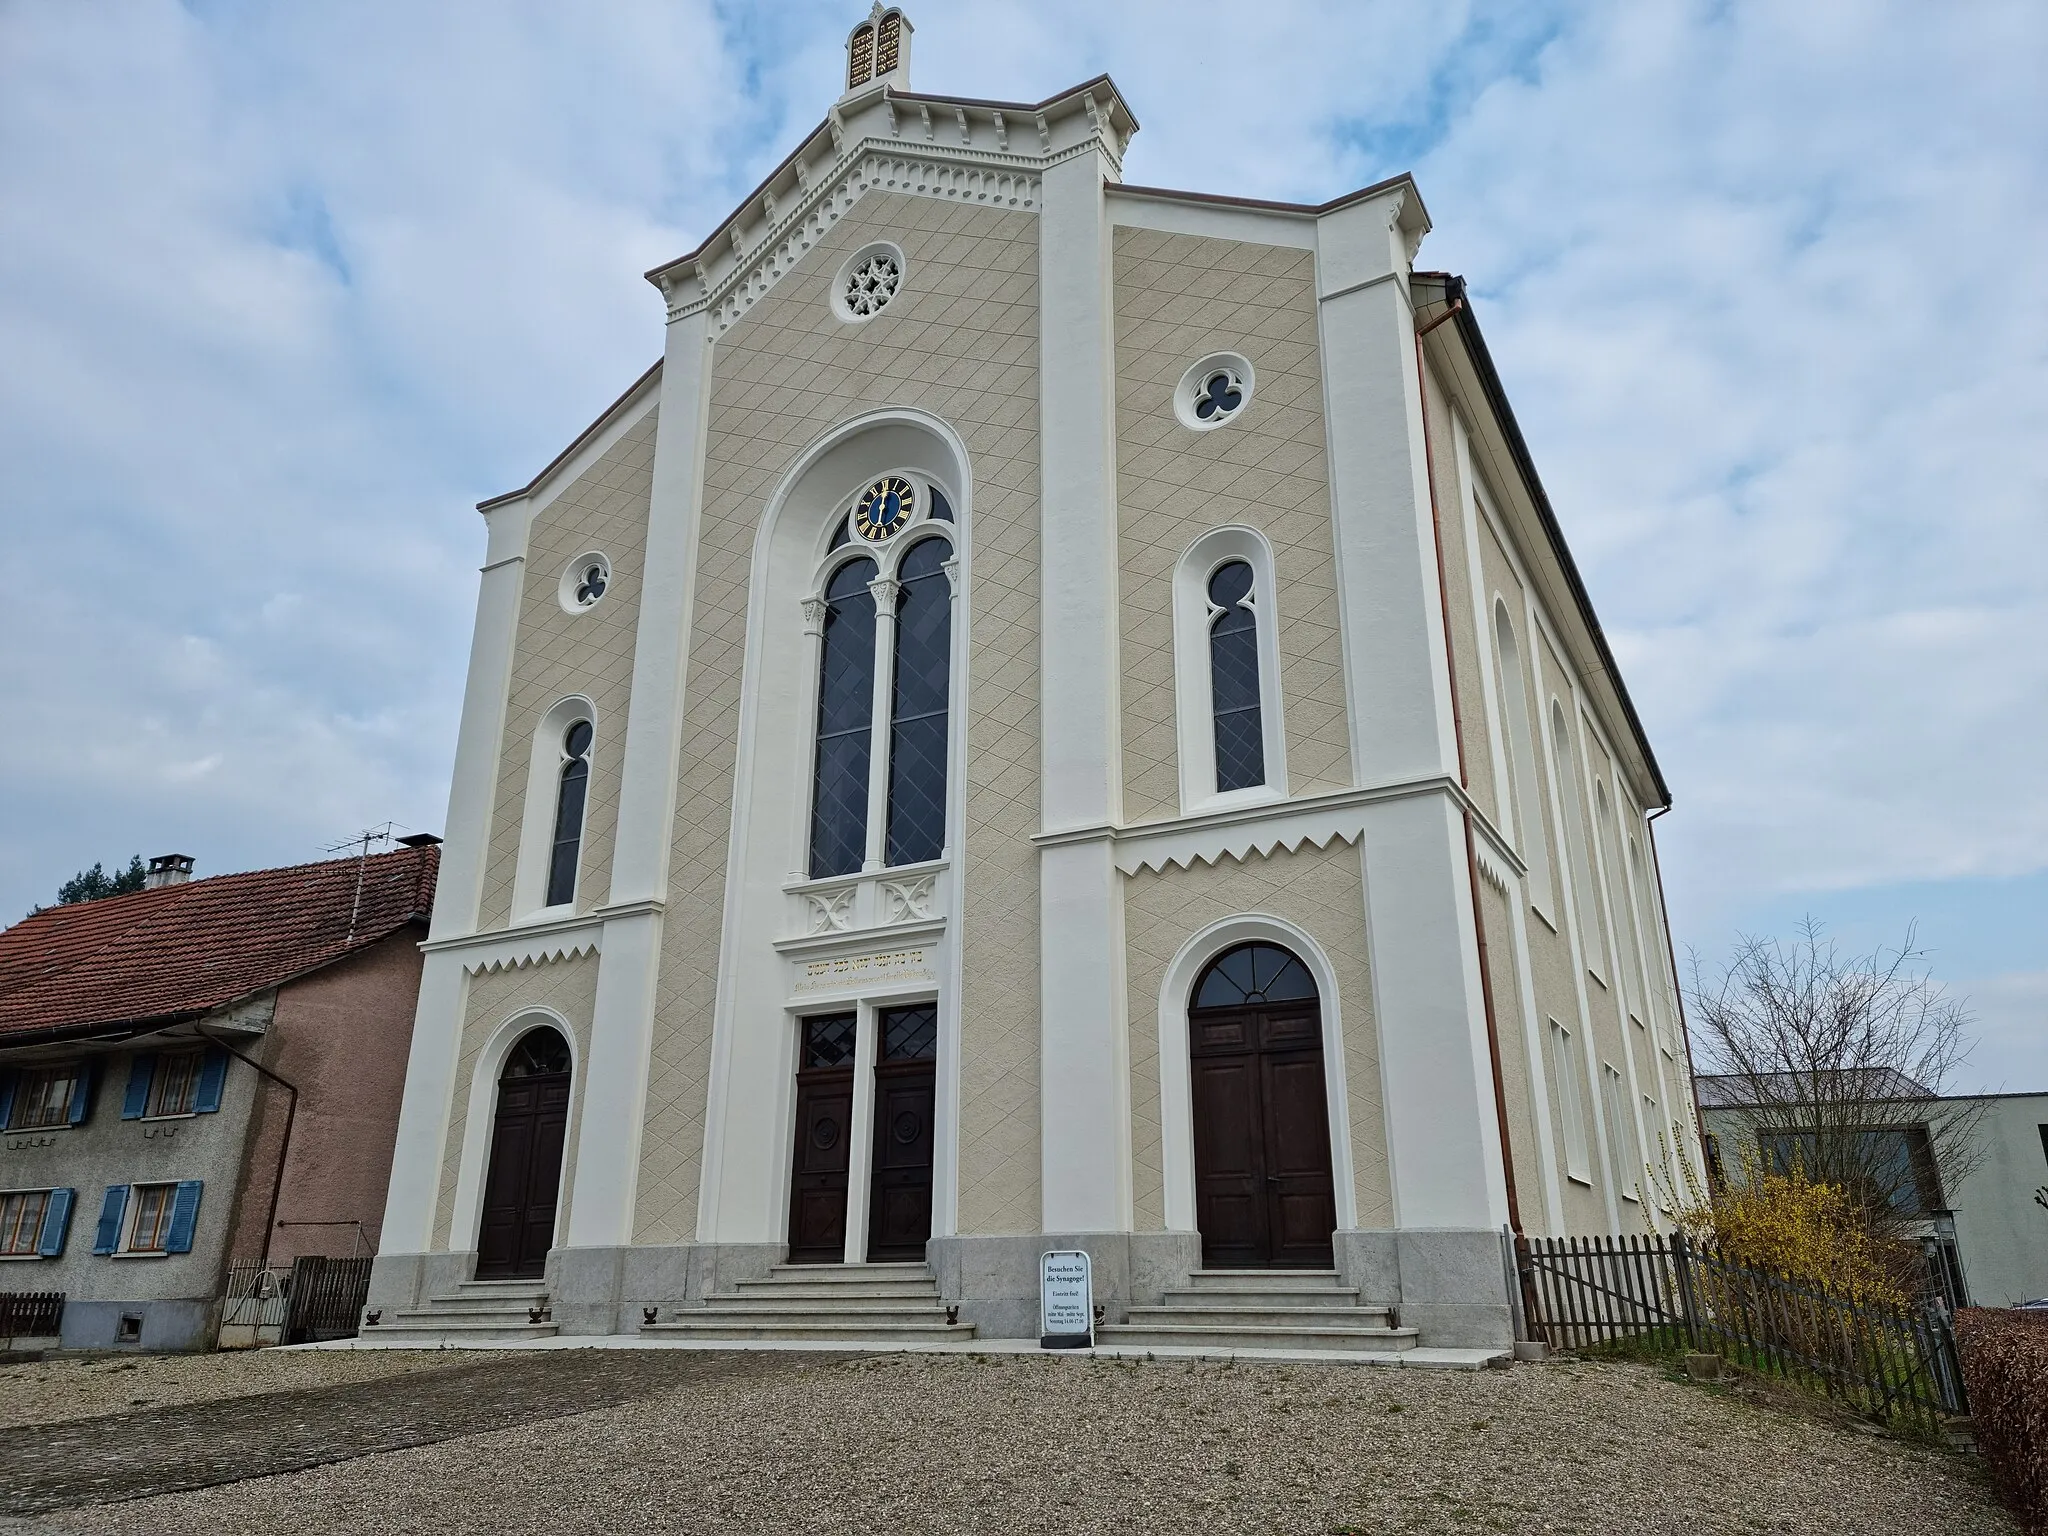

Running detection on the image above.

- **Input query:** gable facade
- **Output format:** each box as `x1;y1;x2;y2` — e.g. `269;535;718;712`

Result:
371;37;1699;1351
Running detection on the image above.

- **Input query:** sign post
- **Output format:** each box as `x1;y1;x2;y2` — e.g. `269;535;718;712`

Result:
1040;1249;1094;1349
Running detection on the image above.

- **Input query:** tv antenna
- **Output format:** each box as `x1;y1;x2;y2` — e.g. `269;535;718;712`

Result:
325;823;397;942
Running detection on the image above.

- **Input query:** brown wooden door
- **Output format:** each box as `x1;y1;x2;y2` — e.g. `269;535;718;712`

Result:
866;1003;938;1262
476;1030;571;1280
788;1014;857;1264
1190;1001;1336;1268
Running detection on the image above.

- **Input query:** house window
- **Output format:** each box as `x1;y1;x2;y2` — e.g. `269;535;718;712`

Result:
1547;1020;1591;1183
1491;601;1554;915
128;1184;177;1253
805;480;956;880
147;1052;203;1118
7;1063;84;1130
0;1191;51;1256
545;720;595;907
1551;701;1610;978
1759;1127;1942;1218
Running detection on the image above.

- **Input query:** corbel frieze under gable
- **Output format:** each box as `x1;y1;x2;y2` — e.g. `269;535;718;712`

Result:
459;933;601;977
653;133;1105;333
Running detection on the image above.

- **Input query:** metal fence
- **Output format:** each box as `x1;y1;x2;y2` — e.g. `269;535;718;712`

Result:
1523;1232;1967;1431
0;1291;64;1340
217;1256;373;1348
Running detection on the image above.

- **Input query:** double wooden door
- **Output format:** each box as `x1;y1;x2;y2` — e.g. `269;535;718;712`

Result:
786;1007;936;1264
1189;1001;1337;1269
476;1034;571;1280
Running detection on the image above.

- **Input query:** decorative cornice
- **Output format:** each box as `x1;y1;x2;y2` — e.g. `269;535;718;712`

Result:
1035;776;1528;879
423;897;663;975
656;141;1059;333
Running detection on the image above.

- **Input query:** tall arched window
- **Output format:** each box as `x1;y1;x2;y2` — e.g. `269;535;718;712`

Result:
886;538;952;865
809;557;879;878
804;472;958;879
1208;560;1264;792
1491;600;1552;911
1551;700;1609;977
545;720;594;907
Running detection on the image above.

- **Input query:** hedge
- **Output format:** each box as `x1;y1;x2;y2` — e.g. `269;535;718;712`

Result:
1956;1308;2048;1533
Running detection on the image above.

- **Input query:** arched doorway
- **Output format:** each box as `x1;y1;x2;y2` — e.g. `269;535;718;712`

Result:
475;1027;571;1280
1188;941;1337;1268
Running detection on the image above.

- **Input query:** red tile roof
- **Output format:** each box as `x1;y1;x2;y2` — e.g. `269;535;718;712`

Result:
0;846;438;1042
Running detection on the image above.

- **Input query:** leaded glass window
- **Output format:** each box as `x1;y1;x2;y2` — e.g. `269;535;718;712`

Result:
1193;942;1318;1009
1208;560;1265;792
545;720;593;906
880;1003;938;1061
804;1014;858;1068
809;559;878;877
885;539;951;866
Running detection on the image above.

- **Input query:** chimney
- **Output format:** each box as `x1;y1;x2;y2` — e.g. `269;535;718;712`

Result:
145;854;195;889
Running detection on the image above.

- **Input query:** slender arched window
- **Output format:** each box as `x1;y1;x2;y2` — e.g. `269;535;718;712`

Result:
1551;700;1609;976
809;557;878;877
544;720;593;907
885;538;951;865
1208;560;1264;792
1492;600;1553;910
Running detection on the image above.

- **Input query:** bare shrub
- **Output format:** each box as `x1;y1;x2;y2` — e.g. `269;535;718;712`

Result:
1955;1308;2048;1533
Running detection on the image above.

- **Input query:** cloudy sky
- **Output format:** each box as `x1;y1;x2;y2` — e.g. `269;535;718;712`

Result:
2;1;2041;1090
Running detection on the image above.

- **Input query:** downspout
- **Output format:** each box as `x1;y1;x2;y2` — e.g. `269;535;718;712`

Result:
195;1028;298;1277
1413;294;1542;1335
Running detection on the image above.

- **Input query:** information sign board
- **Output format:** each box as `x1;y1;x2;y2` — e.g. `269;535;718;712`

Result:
1040;1249;1094;1349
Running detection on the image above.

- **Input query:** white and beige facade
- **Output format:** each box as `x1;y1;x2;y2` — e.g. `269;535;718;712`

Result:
372;13;1702;1348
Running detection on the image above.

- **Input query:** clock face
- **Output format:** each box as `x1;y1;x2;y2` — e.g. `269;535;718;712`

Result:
852;475;916;542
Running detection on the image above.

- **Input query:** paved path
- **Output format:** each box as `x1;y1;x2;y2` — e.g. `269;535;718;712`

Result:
0;1351;808;1517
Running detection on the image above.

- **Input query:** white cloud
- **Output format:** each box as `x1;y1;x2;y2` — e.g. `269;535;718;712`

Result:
0;0;2042;982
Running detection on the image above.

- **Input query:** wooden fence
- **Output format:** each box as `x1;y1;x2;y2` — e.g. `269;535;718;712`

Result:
1523;1232;1967;1430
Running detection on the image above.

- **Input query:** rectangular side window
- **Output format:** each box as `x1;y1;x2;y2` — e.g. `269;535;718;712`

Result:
1602;1064;1640;1201
0;1190;52;1256
1548;1020;1591;1182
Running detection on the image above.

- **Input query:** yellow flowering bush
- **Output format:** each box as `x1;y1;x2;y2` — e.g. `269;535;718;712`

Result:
1652;1138;1912;1306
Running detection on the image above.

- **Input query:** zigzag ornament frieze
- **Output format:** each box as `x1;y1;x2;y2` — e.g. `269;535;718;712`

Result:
660;146;1048;331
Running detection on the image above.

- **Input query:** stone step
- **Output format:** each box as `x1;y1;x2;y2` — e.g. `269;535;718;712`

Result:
387;1302;548;1327
642;1316;974;1342
763;1263;932;1282
1126;1305;1394;1330
699;1296;951;1316
732;1277;939;1299
1097;1322;1419;1354
361;1320;559;1347
1159;1285;1364;1309
1179;1269;1346;1290
399;1302;552;1327
454;1280;549;1297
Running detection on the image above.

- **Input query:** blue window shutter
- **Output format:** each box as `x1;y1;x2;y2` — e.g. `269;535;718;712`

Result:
92;1185;128;1255
121;1055;155;1119
38;1189;74;1257
164;1181;203;1254
66;1062;95;1126
0;1070;15;1130
193;1047;228;1114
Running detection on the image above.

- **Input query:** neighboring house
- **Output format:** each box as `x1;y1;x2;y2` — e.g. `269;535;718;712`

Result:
372;7;1703;1354
1699;1076;2048;1308
0;843;437;1350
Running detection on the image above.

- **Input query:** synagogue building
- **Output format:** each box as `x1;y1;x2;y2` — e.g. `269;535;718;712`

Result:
370;9;1702;1352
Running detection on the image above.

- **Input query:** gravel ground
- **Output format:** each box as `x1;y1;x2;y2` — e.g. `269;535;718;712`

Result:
0;1348;484;1431
32;1350;2013;1535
